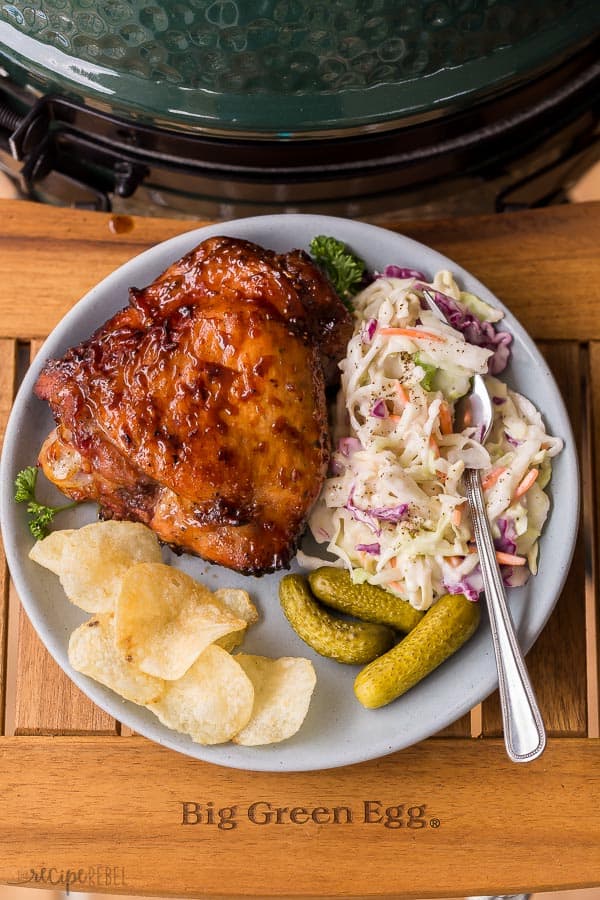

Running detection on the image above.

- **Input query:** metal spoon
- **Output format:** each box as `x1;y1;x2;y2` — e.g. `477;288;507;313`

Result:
421;290;546;763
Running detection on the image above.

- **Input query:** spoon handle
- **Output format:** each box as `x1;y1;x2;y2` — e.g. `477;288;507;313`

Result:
464;468;546;763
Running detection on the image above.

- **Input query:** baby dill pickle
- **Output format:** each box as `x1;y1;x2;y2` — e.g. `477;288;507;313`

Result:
279;574;396;665
308;567;424;633
354;593;480;708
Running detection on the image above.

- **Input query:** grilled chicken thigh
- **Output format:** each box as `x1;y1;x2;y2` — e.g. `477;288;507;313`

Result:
35;236;352;573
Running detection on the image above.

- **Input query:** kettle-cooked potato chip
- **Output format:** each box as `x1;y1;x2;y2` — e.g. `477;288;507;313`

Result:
233;654;316;746
214;588;259;625
213;587;259;652
29;521;162;613
116;563;247;680
28;528;76;574
68;612;165;705
147;644;254;744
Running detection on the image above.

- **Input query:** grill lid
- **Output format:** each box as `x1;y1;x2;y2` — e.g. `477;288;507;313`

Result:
0;0;599;137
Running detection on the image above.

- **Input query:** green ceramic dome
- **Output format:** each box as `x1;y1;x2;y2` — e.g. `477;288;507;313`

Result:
0;0;598;135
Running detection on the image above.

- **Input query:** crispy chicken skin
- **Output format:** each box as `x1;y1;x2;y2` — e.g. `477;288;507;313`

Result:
35;236;352;573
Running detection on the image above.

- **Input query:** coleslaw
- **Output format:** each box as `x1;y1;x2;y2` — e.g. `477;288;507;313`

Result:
306;268;563;611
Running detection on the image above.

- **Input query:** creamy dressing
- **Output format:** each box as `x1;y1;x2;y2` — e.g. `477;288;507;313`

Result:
307;272;563;611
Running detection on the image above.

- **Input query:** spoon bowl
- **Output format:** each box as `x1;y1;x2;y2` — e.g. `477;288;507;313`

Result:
453;374;494;444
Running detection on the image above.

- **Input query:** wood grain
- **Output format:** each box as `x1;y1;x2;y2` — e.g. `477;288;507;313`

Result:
11;609;118;735
0;339;17;734
6;341;117;735
0;736;598;898
1;199;600;340
482;342;588;736
0;200;598;895
0;203;209;339
587;342;600;737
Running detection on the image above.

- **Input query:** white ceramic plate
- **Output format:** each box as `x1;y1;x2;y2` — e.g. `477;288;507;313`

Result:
0;214;579;772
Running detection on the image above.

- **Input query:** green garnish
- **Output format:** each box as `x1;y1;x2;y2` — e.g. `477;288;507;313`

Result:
14;466;79;540
309;235;366;306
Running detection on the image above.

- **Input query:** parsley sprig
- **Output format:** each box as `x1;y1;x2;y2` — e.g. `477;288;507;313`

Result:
309;235;366;307
14;466;79;540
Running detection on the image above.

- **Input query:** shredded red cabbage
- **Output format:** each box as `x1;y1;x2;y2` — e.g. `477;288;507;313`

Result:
331;437;362;475
370;503;409;522
338;437;362;457
416;285;512;374
356;542;381;554
361;318;378;343
345;486;381;535
329;458;344;476
345;488;409;534
495;517;517;555
382;265;427;281
370;399;388;419
445;569;483;602
504;431;522;448
445;549;528;599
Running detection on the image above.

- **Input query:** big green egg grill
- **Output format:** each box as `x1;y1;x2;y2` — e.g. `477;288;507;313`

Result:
0;1;598;217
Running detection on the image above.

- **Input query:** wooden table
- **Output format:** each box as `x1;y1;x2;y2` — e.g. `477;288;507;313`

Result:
0;199;598;898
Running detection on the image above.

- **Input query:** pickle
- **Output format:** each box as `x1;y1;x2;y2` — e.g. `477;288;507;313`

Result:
279;574;396;665
354;593;480;708
308;567;424;633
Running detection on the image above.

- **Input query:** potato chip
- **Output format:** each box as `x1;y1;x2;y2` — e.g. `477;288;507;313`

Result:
68;612;165;705
29;521;162;613
116;563;247;680
29;528;76;574
213;588;259;625
147;644;254;744
213;587;259;652
232;654;316;746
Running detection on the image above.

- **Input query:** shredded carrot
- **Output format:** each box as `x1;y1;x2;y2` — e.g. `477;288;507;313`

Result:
388;414;402;422
379;327;446;343
481;466;507;491
429;436;440;459
451;504;464;527
496;551;527;566
514;467;539;499
439;401;453;435
389;581;405;593
396;382;410;405
388;559;404;594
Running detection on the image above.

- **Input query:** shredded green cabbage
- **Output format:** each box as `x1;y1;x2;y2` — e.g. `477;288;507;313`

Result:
307;271;563;611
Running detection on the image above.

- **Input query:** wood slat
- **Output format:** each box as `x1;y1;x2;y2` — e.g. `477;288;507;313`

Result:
0;204;209;340
0;736;598;899
587;342;600;737
6;340;117;736
11;606;117;735
1;200;600;340
0;339;17;734
434;712;471;738
0;201;598;896
399;203;600;345
482;341;588;736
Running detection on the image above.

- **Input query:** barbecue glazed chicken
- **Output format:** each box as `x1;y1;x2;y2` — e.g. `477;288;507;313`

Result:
35;236;353;574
